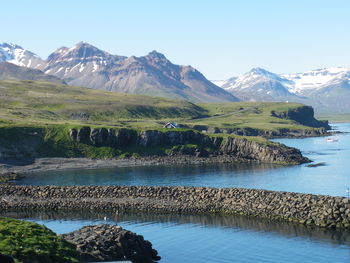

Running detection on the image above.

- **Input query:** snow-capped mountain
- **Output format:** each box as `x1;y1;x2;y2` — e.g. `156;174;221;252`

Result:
1;42;238;103
220;68;299;101
282;67;350;95
216;67;350;113
0;43;44;68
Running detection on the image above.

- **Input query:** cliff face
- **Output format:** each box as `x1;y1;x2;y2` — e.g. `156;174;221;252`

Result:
219;137;308;164
67;127;309;164
193;126;328;138
0;126;309;164
271;106;330;129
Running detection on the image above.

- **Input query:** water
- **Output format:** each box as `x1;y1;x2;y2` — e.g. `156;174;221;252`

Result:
19;123;350;197
8;123;350;262
2;210;350;263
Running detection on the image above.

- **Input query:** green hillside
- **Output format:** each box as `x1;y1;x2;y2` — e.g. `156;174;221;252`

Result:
0;80;324;132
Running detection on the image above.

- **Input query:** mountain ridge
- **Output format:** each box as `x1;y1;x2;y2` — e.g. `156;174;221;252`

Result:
215;66;350;114
0;42;238;103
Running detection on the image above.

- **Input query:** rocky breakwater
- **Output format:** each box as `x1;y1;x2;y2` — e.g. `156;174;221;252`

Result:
69;127;309;164
1;185;350;230
62;224;160;263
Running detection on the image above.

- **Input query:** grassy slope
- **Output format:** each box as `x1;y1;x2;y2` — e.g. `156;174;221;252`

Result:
0;217;78;263
0;80;205;127
187;102;310;131
0;80;316;132
316;113;350;123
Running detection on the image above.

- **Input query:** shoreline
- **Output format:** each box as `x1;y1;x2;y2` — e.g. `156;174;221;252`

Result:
0;155;281;175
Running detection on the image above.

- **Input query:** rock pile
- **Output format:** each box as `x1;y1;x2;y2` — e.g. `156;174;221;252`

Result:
62;224;160;263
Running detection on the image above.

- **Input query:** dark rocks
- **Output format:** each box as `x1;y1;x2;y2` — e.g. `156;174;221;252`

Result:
77;126;91;144
219;137;309;164
61;224;160;263
0;254;15;263
90;128;109;146
307;162;327;168
271;106;331;129
138;130;164;147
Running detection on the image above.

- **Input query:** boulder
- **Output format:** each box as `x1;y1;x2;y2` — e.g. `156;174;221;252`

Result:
61;224;160;263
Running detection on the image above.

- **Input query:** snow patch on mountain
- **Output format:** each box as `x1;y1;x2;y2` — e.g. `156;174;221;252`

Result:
0;42;44;68
282;67;350;94
217;66;350;97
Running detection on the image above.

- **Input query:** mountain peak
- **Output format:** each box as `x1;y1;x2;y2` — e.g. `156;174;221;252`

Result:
73;41;97;49
146;50;167;60
249;67;273;75
0;42;42;68
0;42;24;50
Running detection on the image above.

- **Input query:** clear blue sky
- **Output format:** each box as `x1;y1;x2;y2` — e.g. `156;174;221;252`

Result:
3;0;350;79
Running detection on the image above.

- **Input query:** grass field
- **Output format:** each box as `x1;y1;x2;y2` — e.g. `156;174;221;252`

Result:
0;217;78;263
317;114;350;123
0;80;318;132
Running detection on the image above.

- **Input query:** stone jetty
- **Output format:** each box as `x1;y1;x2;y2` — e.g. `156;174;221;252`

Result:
1;184;349;229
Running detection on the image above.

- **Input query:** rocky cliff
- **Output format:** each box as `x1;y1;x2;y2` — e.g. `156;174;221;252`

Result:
0;126;309;164
271;106;330;129
68;127;309;164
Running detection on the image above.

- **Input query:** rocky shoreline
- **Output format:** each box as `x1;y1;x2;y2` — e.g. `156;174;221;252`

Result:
0;155;295;177
1;184;349;230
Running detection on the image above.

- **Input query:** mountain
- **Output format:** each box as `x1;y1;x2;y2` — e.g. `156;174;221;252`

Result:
221;68;301;101
0;43;44;68
0;62;65;84
1;42;238;103
306;72;350;114
281;67;350;95
217;67;350;114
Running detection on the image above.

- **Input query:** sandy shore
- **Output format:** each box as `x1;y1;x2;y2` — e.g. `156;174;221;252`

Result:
0;155;251;175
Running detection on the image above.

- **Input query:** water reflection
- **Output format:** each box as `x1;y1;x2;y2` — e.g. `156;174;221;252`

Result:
16;124;350;197
2;210;350;247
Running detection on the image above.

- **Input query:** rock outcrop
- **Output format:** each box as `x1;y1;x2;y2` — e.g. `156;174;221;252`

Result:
68;127;309;164
219;137;308;164
192;125;329;138
271;106;330;129
62;224;160;263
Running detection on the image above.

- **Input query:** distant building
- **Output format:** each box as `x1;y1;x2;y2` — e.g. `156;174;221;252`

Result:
163;122;178;128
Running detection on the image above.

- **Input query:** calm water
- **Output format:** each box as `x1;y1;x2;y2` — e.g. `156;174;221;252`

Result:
9;123;350;262
2;210;350;263
19;123;350;197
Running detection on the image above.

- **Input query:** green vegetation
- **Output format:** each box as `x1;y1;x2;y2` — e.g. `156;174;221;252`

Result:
0;80;205;127
0;217;79;263
189;102;311;131
317;113;350;123
0;80;319;133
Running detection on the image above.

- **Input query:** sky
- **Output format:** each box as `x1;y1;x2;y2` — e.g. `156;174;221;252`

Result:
2;0;350;79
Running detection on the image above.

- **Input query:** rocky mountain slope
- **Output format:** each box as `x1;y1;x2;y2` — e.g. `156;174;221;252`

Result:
216;67;350;114
0;42;238;103
0;62;65;83
0;43;44;68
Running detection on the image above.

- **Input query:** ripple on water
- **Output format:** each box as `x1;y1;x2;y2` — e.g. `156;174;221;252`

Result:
1;211;350;263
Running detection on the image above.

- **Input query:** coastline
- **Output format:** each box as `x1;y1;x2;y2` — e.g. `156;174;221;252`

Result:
0;155;282;175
